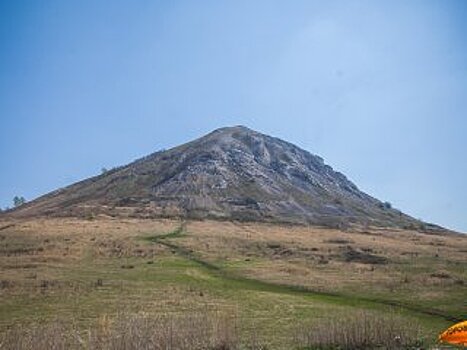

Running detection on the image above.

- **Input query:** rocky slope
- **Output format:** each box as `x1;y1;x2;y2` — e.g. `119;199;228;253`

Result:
7;126;433;228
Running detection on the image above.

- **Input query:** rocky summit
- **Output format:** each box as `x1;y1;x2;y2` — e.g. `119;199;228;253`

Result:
8;126;433;228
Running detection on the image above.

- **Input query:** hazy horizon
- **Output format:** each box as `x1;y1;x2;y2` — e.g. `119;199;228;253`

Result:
1;1;466;232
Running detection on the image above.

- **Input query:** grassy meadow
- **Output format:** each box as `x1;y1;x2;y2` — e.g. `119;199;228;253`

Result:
0;218;465;349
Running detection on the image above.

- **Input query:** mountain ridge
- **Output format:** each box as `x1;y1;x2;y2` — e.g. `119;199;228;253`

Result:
4;126;442;231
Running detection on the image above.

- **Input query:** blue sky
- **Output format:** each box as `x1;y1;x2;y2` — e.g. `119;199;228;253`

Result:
1;0;466;232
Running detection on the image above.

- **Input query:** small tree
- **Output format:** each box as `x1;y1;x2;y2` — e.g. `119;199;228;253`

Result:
13;196;26;207
378;201;392;210
101;167;109;174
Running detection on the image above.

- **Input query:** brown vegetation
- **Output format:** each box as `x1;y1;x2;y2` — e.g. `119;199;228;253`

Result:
0;310;429;350
0;312;256;350
294;311;424;349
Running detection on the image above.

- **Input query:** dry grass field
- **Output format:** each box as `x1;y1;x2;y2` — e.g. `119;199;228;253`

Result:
0;217;465;349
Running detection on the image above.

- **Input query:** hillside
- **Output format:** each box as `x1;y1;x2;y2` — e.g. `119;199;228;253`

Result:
7;126;434;229
0;217;465;348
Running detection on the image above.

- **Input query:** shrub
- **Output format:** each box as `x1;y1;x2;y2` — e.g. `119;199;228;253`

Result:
294;311;424;349
13;196;26;207
0;312;264;350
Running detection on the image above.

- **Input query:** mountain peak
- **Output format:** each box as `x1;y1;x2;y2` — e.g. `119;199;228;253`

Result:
8;126;426;229
205;125;258;142
213;125;252;133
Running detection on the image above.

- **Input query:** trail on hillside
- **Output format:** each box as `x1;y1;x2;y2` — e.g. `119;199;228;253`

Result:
0;224;15;231
145;224;462;324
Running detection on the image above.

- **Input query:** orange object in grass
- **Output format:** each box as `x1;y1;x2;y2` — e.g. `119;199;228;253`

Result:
439;321;467;346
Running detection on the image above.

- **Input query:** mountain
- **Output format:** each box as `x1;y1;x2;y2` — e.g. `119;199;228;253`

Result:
7;126;434;229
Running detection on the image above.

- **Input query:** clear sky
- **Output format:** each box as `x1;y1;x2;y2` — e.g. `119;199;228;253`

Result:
1;0;466;232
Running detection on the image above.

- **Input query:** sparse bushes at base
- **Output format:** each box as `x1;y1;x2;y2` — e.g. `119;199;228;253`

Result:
1;313;234;350
0;312;269;350
0;310;436;349
294;311;425;350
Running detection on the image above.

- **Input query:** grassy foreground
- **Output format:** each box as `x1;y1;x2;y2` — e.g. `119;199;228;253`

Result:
0;218;465;348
